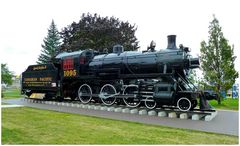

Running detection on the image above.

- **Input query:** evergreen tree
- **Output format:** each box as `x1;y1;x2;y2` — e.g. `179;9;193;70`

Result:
60;13;139;52
200;15;238;104
37;20;61;64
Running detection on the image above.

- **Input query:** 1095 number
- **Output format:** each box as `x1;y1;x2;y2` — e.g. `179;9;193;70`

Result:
64;69;77;77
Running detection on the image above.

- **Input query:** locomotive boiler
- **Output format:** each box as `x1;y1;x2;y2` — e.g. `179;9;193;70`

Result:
21;35;215;111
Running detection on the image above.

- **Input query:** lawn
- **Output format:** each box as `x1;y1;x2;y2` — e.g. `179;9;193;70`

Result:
209;98;239;111
2;88;21;99
2;107;238;144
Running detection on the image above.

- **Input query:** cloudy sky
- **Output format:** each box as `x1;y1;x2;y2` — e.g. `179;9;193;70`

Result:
0;0;239;82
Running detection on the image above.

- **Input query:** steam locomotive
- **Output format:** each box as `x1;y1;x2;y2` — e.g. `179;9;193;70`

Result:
21;35;216;111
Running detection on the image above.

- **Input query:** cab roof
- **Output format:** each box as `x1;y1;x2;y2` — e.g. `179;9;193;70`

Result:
55;50;84;59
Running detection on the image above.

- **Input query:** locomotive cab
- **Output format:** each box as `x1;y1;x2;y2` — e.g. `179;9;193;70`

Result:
55;49;95;77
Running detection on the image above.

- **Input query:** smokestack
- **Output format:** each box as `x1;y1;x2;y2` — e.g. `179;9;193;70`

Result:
167;35;177;49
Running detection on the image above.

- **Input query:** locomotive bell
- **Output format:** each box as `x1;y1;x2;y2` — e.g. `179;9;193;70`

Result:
167;35;177;49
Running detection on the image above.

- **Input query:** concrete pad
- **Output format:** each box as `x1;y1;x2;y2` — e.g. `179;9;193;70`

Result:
100;106;108;111
168;112;177;118
204;115;212;121
2;105;25;108
114;107;122;112
180;113;188;119
205;111;218;121
89;105;95;109
192;114;200;120
82;104;88;109
158;111;167;117
94;106;101;110
148;110;157;116
79;104;85;108
122;108;130;113
107;107;115;112
139;109;147;115
130;109;138;114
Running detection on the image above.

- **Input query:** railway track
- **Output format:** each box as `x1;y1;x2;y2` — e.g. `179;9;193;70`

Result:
23;97;217;121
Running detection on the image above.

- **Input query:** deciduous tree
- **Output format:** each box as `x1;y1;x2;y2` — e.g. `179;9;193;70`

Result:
1;63;14;86
200;15;238;104
60;13;139;52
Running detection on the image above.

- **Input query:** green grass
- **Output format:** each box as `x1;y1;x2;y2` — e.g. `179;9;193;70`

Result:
1;102;9;105
2;107;238;144
209;98;239;111
1;88;21;99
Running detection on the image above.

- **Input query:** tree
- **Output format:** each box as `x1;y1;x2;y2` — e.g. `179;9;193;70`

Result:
1;63;14;85
60;13;139;52
200;15;238;104
37;20;61;64
188;69;197;84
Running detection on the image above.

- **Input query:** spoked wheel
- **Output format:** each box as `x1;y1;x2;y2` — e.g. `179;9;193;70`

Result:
123;85;141;108
177;97;191;111
78;84;92;104
99;84;117;106
145;97;157;109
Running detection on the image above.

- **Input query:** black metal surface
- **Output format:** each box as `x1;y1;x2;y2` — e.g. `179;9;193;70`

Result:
21;35;214;111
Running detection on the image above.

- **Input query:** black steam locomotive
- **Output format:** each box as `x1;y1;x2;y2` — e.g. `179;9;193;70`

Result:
21;35;215;111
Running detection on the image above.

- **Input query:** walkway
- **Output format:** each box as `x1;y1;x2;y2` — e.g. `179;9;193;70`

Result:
2;98;239;136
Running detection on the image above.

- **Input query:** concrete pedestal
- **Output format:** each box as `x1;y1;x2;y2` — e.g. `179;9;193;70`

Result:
168;112;177;118
158;111;167;117
148;110;156;116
